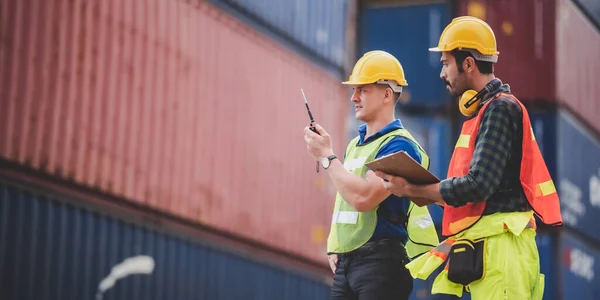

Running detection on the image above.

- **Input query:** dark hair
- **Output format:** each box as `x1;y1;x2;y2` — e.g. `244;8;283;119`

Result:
451;49;494;75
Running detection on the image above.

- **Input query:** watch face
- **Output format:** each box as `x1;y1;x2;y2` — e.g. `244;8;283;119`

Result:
320;157;330;169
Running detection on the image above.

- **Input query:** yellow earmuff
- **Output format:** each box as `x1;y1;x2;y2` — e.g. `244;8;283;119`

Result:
459;89;480;117
458;79;503;116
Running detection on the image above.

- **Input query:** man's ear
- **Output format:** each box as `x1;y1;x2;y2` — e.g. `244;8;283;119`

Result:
384;87;393;103
464;57;475;72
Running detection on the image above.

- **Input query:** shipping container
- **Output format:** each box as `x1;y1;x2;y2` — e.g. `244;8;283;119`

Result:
0;0;350;264
557;109;600;245
572;0;600;29
360;2;452;109
559;230;600;300
456;0;557;102
556;0;600;135
210;0;353;74
536;229;559;300
0;178;332;300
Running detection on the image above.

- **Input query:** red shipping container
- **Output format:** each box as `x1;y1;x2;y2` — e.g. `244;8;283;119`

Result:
556;0;600;135
456;0;557;102
0;0;351;264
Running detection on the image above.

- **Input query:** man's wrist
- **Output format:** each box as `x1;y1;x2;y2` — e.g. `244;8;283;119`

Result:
406;182;417;198
320;153;338;170
321;151;335;159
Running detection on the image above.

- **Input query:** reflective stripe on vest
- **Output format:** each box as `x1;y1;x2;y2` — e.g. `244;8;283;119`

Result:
442;94;563;236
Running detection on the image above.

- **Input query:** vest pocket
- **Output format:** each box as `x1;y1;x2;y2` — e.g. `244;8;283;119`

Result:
447;239;486;285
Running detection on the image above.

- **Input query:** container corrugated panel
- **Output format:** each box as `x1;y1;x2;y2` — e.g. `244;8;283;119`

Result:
536;230;558;300
0;179;331;300
210;0;350;72
557;109;600;244
0;0;349;263
560;230;600;300
573;0;600;29
457;0;557;102
556;0;600;135
395;112;452;227
360;2;452;109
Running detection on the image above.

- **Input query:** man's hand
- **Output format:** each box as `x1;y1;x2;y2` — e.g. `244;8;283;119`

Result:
304;124;334;160
375;171;412;197
375;171;445;205
328;254;338;274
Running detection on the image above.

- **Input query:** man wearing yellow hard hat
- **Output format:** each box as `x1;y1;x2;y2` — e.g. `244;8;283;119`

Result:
374;16;563;299
303;50;439;299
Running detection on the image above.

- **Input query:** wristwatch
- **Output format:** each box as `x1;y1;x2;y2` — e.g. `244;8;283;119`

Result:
320;155;337;169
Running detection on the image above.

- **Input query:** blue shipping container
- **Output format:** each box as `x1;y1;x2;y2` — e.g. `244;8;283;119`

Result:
0;179;331;300
560;231;600;300
360;3;452;109
557;109;600;244
211;0;350;74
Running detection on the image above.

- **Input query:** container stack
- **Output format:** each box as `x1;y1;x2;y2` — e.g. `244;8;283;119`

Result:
455;1;600;299
0;0;357;298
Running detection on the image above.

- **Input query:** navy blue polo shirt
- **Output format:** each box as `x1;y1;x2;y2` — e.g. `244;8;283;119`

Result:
354;119;422;243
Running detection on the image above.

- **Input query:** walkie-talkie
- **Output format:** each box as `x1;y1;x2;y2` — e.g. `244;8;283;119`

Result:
301;88;320;173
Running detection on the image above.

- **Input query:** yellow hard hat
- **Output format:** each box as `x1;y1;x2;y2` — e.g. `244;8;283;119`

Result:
342;50;407;92
429;16;499;63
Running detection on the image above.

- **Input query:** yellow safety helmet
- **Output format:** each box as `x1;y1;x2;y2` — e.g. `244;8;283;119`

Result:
342;50;407;93
429;16;499;63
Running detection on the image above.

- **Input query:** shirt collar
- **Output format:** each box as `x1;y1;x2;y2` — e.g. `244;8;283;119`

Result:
358;119;404;145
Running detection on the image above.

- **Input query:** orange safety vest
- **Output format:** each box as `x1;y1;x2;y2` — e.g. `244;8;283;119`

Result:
442;93;563;236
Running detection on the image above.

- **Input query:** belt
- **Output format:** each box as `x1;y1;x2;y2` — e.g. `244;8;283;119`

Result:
340;238;405;258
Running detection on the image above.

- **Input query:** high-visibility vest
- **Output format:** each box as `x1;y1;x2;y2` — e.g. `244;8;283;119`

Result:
328;128;439;258
442;93;563;236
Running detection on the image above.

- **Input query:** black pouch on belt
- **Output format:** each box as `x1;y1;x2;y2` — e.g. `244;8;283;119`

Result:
447;239;486;285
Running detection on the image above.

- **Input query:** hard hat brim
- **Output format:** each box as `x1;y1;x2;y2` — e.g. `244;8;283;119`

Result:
428;47;443;52
341;80;374;86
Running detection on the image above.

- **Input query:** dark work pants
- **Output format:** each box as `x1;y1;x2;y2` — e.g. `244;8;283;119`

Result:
330;239;413;300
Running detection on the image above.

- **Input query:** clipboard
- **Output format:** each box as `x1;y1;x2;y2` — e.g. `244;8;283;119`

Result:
365;151;441;207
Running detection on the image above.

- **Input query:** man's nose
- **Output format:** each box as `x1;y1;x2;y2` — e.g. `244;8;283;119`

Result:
351;91;360;102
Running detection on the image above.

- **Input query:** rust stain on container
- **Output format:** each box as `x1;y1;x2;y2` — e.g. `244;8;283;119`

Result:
0;0;349;263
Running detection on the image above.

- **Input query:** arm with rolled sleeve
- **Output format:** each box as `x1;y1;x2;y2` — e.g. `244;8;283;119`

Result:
439;100;518;207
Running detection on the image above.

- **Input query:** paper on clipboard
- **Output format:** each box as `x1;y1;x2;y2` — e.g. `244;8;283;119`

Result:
365;151;441;207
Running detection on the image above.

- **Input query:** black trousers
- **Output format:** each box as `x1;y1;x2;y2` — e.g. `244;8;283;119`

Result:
331;239;413;300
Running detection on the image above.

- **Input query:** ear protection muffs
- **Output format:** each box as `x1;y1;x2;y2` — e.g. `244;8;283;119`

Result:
459;89;480;117
458;78;503;117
